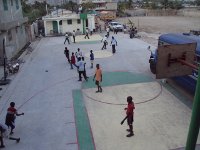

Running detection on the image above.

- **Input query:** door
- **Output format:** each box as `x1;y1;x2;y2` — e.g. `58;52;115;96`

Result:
52;21;58;33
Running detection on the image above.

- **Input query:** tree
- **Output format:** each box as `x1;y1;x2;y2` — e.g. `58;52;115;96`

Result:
82;2;96;12
21;1;50;23
161;0;169;9
127;0;133;9
196;0;200;6
62;1;78;12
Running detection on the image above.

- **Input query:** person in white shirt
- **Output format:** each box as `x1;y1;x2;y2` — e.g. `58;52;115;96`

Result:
110;36;117;54
0;123;20;148
101;35;108;50
84;28;90;39
76;57;88;81
106;27;110;37
64;32;70;44
72;30;76;43
75;48;82;60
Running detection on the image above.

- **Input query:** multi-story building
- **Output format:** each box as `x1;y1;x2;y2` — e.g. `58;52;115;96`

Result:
0;0;28;63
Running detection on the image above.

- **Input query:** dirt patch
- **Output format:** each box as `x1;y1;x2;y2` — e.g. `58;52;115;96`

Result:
117;16;200;46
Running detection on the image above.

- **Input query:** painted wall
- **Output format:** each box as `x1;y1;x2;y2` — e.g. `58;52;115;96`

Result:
46;21;53;35
45;19;84;35
62;19;83;33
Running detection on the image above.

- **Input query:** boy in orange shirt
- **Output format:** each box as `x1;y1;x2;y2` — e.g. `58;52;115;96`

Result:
93;64;102;93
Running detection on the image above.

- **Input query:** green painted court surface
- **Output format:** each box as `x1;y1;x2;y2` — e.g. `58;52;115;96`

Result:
73;72;200;150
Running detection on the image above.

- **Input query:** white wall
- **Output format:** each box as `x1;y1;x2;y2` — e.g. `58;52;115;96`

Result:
46;21;53;35
62;19;83;33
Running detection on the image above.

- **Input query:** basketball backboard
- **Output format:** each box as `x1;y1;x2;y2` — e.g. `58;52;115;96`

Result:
156;43;196;79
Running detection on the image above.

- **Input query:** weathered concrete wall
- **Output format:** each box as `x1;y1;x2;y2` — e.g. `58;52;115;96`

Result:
125;8;200;17
0;0;23;24
0;24;29;63
178;8;200;17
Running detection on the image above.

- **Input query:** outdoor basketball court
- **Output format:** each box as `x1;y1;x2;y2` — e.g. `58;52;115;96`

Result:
73;72;200;150
71;34;102;43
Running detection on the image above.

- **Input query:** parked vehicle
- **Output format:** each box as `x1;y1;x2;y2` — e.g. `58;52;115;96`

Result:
149;33;200;94
108;22;123;31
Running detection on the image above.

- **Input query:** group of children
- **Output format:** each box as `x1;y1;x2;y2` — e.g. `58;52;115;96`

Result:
64;47;94;70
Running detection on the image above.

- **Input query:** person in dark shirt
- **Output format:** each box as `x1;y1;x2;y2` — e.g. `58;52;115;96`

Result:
90;50;94;68
64;47;70;63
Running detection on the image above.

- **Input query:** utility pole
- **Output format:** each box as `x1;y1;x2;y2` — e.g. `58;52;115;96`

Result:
185;66;200;150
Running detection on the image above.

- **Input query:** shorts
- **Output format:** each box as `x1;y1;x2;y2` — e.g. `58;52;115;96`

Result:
95;80;100;86
127;116;133;125
5;121;15;130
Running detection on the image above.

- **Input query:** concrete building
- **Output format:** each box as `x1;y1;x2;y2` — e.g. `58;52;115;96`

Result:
0;0;29;63
42;10;95;36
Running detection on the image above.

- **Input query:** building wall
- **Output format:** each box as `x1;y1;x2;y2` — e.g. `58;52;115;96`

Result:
0;0;29;63
45;19;84;35
46;21;53;35
0;0;23;24
62;19;83;33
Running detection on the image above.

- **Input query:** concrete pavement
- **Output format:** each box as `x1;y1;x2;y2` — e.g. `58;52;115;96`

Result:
0;32;199;150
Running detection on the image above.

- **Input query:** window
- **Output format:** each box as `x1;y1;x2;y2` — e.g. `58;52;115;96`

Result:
15;0;19;9
77;19;81;24
67;20;72;25
3;0;8;11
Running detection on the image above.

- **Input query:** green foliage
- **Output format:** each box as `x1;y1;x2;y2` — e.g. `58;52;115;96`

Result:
62;1;78;12
150;1;159;9
196;0;200;6
128;0;133;9
21;0;49;23
141;0;183;10
82;2;96;12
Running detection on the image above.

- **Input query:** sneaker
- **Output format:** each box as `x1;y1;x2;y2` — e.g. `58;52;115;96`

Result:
78;80;82;81
10;131;14;135
126;133;134;137
96;91;100;93
16;138;20;143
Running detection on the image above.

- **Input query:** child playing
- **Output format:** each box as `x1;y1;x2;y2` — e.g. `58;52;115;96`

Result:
90;50;94;68
70;52;76;69
93;64;102;93
121;96;135;137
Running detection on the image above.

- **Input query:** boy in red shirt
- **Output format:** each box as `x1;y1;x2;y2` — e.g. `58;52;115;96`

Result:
121;96;135;137
70;52;76;69
5;102;24;135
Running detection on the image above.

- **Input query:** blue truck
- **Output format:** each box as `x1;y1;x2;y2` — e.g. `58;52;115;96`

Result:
149;33;200;94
